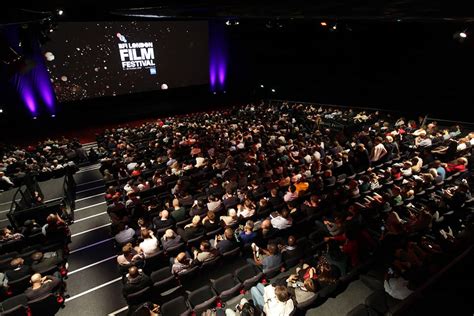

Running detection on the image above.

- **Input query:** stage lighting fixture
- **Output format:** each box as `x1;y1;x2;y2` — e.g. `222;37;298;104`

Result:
460;32;467;38
320;22;327;26
333;25;337;30
225;20;231;26
260;84;264;88
51;114;56;118
161;83;168;90
235;21;240;25
213;91;217;95
397;19;402;22
271;89;276;93
0;108;3;114
33;116;37;120
57;9;64;16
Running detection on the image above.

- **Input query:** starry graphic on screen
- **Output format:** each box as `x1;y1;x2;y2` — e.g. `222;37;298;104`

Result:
44;21;209;102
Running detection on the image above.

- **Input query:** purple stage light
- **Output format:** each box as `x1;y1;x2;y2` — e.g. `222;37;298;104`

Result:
218;60;226;88
35;65;56;111
209;62;216;89
22;84;37;115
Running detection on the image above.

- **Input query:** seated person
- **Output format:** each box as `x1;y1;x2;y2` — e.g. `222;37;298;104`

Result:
31;250;66;273
239;220;257;245
213;227;238;254
270;209;293;230
190;199;208;217
220;208;238;226
250;283;294;316
171;252;194;275
114;223;135;244
138;229;159;258
122;266;152;297
161;229;182;251
0;227;23;242
279;236;302;262
25;273;63;301
117;243;144;267
169;199;186;222
286;277;318;305
6;258;32;282
250;243;282;273
202;211;220;232
19;219;42;237
193;240;219;263
153;210;174;230
180;215;206;242
237;199;256;219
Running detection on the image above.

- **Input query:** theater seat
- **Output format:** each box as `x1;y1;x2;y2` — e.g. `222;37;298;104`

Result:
187;285;217;314
0;294;28;316
8;275;32;296
346;304;378;316
177;266;199;288
161;296;191;316
222;247;241;261
211;274;242;301
150;267;177;293
126;286;152;306
364;289;400;314
235;264;263;290
28;293;62;316
263;263;283;279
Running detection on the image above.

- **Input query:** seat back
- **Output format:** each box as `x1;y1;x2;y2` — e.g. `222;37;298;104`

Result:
0;304;28;316
188;286;217;314
126;286;152;306
8;275;32;296
161;296;190;316
28;293;61;316
222;247;241;260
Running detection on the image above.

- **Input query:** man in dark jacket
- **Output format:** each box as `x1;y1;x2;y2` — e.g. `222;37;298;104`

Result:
5;258;32;282
122;266;152;297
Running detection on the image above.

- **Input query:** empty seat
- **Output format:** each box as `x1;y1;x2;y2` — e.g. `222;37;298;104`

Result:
199;256;221;274
235;264;263;290
126;286;152;306
187;285;217;314
346;304;378;316
161;296;191;316
143;250;165;274
364;289;400;314
222;247;241;261
263;263;283;279
8;275;32;296
28;293;62;316
177;266;200;288
0;294;28;316
164;243;186;258
211;274;242;301
150;267;177;293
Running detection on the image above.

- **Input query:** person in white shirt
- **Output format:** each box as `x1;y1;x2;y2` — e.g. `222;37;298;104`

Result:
237;199;256;219
271;209;293;230
139;229;159;258
384;268;414;300
370;137;388;163
251;283;294;316
114;223;135;244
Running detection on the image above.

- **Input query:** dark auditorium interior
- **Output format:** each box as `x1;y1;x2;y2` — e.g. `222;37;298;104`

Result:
1;1;474;316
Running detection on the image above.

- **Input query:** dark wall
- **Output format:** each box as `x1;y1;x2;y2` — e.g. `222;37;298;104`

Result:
225;20;474;121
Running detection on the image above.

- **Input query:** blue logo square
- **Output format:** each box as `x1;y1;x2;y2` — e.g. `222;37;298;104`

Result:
149;68;156;75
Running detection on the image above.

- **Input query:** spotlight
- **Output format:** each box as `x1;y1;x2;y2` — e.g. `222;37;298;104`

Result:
57;9;64;16
396;19;402;22
235;21;240;25
271;89;276;93
460;32;467;38
225;20;231;26
51;114;56;118
320;22;327;26
332;25;337;30
33;116;37;120
223;90;227;94
0;108;3;114
260;84;264;88
49;29;54;33
213;91;217;95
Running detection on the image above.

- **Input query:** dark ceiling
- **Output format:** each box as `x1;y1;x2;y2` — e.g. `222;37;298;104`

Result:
1;0;474;24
